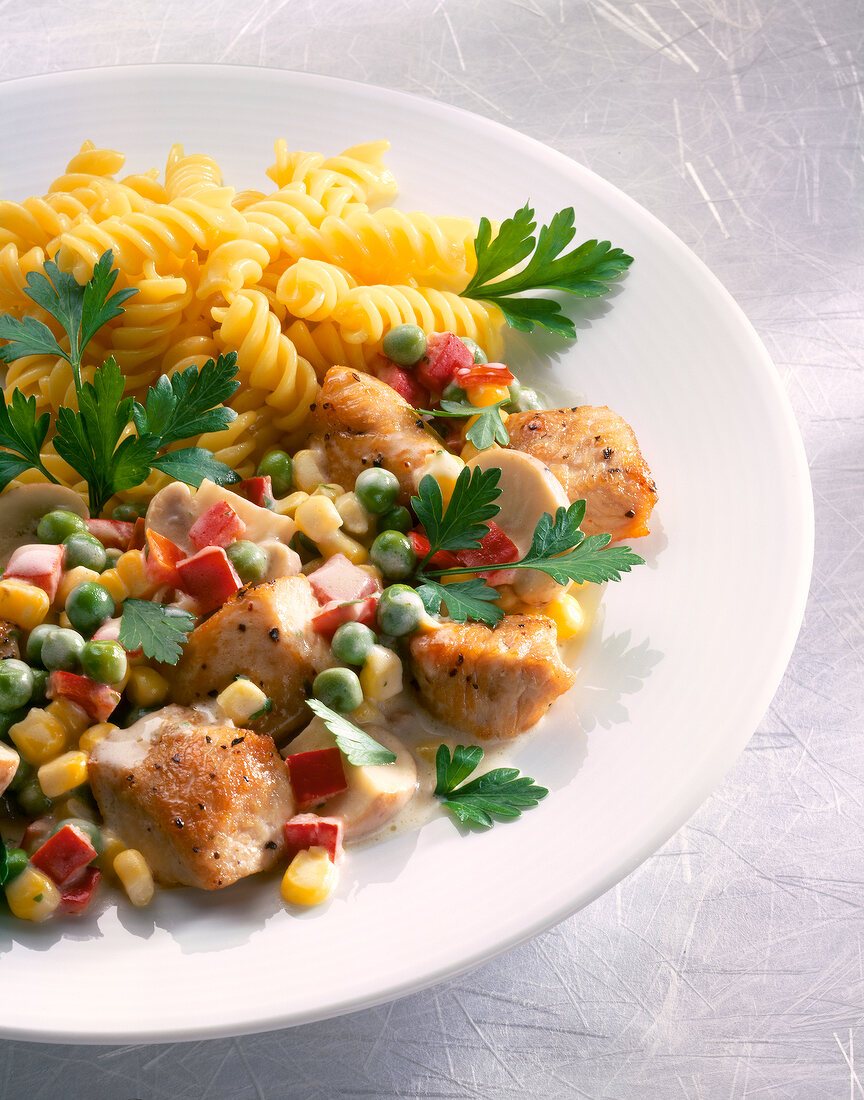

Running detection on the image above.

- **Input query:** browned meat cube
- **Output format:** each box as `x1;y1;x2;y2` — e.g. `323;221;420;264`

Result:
307;366;440;502
169;576;331;741
0;620;21;659
407;615;575;740
506;406;657;541
88;706;295;890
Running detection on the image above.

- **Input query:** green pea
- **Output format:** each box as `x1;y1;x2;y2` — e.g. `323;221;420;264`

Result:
3;847;29;881
25;623;57;665
16;775;52;817
0;659;33;711
63;532;107;572
377;584;425;637
112;502;147;522
37;509;87;545
441;382;466;403
376;505;412;534
382;323;427;367
29;668;49;704
257;450;294;496
50;817;103;858
80;639;127;685
354;467;399;515
313;667;363;713
41;628;86;672
460;336;488;365
506;382;542;412
7;757;34;794
226;540;268;585
102;547;122;571
65;581;114;635
0;707;27;742
122;705;155;728
331;622;377;667
370;531;416;581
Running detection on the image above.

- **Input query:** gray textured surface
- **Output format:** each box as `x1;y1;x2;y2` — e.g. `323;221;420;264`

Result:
1;0;861;1096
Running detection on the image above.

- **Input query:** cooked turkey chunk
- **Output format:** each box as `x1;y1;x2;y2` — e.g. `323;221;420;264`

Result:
506;406;657;540
307;366;440;503
169;576;330;741
88;707;295;890
408;616;575;740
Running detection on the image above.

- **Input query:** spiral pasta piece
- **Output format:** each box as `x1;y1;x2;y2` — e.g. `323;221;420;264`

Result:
284;319;380;378
165;144;224;200
332;285;505;356
0;244;47;311
267;140;397;208
211;289;319;427
275;259;356;322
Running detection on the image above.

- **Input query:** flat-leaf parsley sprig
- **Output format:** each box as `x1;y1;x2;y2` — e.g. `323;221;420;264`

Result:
306;699;397;766
460;203;633;339
434;744;548;828
119;600;196;665
0;250;241;513
418;395;510;451
410;469;644;627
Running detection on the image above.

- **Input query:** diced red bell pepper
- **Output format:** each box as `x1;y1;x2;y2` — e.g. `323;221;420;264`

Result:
284;814;344;863
311;596;379;640
4;543;66;601
416;332;474;393
92;616;143;659
453;362;515;388
455;520;520;584
408;530;460;570
189;501;247;551
234;476;274;509
47;671;121;722
85;518;134;550
30;823;97;886
176;546;242;613
144;529;185;588
129;516;147;550
307;554;381;605
58;865;102;915
376;361;430;407
285;748;348;806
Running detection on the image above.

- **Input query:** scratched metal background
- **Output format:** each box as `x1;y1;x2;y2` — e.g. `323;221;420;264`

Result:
1;1;861;1096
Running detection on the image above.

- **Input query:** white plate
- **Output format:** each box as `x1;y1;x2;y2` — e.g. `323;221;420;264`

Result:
0;65;812;1043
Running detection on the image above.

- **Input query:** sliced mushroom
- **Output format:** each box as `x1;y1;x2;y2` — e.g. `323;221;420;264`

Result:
0;484;89;570
467;448;570;605
287;722;418;840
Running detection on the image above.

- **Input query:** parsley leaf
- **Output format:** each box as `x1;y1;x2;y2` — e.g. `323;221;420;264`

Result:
420;397;510;451
461;203;633;338
417;578;504;626
411;467;501;564
434;744;548;828
0;843;8;888
306;698;397;766
132;354;239;446
150;447;240;488
0;389;57;490
0;252;137;384
119;600;195;665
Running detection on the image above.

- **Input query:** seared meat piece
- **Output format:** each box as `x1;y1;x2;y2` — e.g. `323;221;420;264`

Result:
0;620;21;659
88;706;295;890
170;576;331;741
307;366;440;503
408;616;574;740
506;406;657;540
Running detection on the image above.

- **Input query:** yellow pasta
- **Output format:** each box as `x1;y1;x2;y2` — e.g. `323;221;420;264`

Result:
275;259;357;322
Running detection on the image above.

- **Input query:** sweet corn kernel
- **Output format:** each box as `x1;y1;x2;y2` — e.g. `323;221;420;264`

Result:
58;612;73;629
5;865;60;922
115;549;157;599
37;750;89;799
317;529;368;565
9;708;68;765
79;722;118;754
335;491;372;537
217;678;268;724
359;644;403;703
295;495;343;542
351;699;383;725
357;563;384;588
46;698;90;738
55;566;101;610
415;450;464;504
0;580;50;630
114;848;154;906
98;830;126;882
292;449;327;493
311;483;344;501
273;490;309;517
280;846;337;906
98;568;129;609
466;383;511;408
126;667;169;708
545;591;586;642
